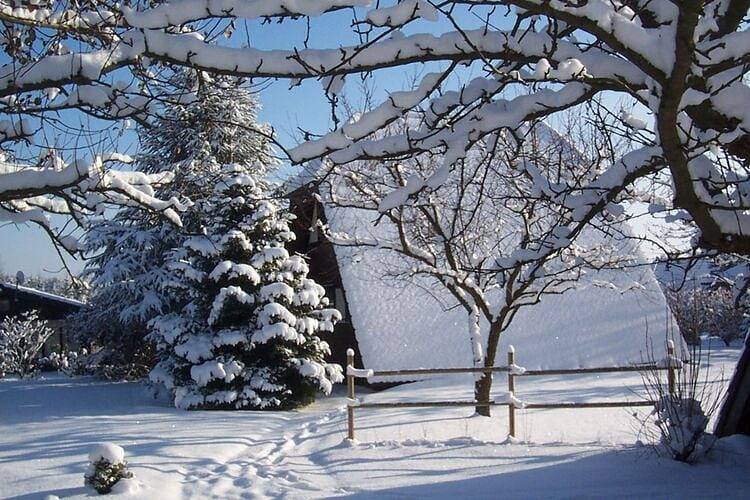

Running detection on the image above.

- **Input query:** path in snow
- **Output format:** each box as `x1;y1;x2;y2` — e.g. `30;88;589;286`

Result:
178;406;349;499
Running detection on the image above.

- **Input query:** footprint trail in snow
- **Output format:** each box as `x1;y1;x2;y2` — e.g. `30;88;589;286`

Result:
180;408;346;499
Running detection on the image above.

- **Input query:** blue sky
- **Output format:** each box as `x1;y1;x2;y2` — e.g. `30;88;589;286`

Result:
0;10;487;278
1;13;354;277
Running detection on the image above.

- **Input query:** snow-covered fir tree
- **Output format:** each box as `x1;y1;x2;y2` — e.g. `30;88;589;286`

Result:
149;165;342;410
77;73;275;377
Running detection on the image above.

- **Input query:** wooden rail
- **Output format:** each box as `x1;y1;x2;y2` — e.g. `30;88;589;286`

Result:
355;400;508;409
344;341;681;441
369;366;512;377
524;401;657;409
521;365;658;376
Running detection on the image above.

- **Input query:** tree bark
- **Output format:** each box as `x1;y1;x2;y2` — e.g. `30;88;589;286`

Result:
474;373;493;416
474;321;504;416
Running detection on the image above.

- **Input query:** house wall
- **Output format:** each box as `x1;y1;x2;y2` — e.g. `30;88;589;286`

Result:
288;188;364;371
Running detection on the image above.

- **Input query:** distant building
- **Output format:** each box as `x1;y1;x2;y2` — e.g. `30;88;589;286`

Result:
0;282;85;353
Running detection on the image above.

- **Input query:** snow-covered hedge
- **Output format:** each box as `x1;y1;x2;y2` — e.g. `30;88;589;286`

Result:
37;349;90;377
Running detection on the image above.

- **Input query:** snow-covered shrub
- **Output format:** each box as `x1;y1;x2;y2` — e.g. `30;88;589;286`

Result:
639;342;725;463
654;395;714;462
69;307;155;381
703;288;747;347
665;286;746;346
78;344;155;381
0;311;54;378
84;443;133;494
38;349;89;376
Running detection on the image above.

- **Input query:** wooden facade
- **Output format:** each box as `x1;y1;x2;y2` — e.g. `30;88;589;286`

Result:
288;186;365;371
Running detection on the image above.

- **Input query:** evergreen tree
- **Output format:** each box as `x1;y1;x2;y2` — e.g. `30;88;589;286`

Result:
77;73;275;378
149;165;342;409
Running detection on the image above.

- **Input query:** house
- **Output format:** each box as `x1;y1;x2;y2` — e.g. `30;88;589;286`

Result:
0;282;85;352
287;180;680;383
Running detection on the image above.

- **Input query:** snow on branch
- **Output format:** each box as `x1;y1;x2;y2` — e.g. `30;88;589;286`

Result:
0;154;185;253
123;0;370;29
0;0;748;258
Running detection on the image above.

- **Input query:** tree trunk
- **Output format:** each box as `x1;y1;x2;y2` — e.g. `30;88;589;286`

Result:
473;320;504;416
474;373;492;416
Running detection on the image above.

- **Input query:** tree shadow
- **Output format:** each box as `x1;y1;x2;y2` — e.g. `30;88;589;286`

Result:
12;485;93;500
339;446;741;499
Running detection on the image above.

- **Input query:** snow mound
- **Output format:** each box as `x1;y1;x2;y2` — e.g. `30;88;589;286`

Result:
110;477;143;495
88;443;125;465
713;434;750;464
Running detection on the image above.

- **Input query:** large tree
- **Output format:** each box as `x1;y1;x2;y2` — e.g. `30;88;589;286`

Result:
1;2;749;281
77;74;275;377
316;115;642;414
149;164;342;409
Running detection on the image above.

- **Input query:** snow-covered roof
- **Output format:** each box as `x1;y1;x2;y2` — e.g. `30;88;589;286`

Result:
293;124;681;381
323;200;680;382
289;121;682;381
0;282;86;308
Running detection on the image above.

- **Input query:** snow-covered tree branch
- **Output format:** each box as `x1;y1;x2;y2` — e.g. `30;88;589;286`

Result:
0;0;748;261
1;153;185;253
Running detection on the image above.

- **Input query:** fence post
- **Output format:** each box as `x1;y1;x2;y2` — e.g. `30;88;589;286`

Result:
346;348;355;441
667;340;676;397
507;345;516;440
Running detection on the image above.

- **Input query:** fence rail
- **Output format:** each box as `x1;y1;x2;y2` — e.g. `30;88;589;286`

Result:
344;341;682;441
366;366;513;377
356;401;507;409
524;401;658;410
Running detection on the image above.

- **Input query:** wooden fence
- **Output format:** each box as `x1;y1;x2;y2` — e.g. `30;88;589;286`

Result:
345;342;682;441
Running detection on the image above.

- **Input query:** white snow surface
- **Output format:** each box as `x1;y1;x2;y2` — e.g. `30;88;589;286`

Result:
88;442;125;465
0;342;745;499
322;198;682;382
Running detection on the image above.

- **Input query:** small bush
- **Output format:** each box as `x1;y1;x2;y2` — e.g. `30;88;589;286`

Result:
0;311;54;378
38;349;89;376
665;286;746;346
84;443;133;494
84;343;154;381
653;394;715;461
638;341;725;463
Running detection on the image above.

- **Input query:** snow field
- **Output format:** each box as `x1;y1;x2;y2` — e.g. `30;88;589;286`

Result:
0;342;746;499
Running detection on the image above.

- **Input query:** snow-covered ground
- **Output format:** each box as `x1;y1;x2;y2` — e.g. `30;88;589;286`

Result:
1;341;748;499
